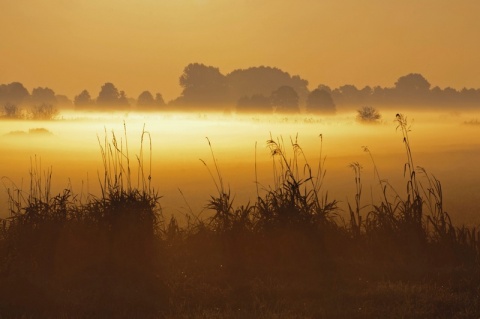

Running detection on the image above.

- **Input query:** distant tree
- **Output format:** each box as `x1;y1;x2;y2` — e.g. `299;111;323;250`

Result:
236;94;272;113
136;91;165;111
332;84;361;105
460;87;480;105
2;103;22;119
173;63;228;107
0;82;30;106
306;89;336;114
155;93;166;106
393;73;431;104
137;91;155;107
316;84;332;94
356;106;381;123
226;66;309;105
395;73;431;92
271;86;300;113
118;91;130;107
55;95;72;107
74;90;94;108
31;87;57;106
430;86;461;106
96;83;121;107
30;103;59;120
370;85;389;104
359;86;373;101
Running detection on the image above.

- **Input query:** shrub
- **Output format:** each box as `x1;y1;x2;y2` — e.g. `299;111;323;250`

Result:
1;103;23;119
357;105;381;123
30;103;59;120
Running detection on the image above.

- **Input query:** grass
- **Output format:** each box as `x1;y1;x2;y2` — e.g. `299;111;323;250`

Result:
0;115;479;318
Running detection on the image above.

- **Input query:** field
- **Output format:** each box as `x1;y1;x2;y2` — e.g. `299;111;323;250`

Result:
0;111;479;318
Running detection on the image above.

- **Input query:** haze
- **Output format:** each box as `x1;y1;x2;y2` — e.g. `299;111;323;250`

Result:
0;111;479;226
2;0;480;100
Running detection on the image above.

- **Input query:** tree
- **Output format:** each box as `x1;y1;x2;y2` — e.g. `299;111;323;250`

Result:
155;93;165;106
356;106;381;123
2;103;22;119
270;86;300;113
306;89;336;114
96;82;120;107
31;87;57;106
137;91;155;107
236;94;272;113
118;91;130;107
395;73;431;92
30;103;59;120
137;91;165;110
74;90;94;108
316;84;332;94
226;66;309;105
393;73;431;104
174;63;228;107
55;95;72;107
0;82;29;106
332;84;361;105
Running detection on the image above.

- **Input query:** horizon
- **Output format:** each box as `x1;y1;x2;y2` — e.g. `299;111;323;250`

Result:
1;69;480;106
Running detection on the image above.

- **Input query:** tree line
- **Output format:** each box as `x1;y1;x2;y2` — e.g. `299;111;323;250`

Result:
2;64;480;118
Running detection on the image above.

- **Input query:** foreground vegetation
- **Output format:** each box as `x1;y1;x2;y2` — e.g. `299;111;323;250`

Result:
0;115;479;318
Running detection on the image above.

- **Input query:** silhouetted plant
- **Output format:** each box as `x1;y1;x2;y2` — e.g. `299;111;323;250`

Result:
347;162;364;237
2;103;23;119
255;134;338;230
200;138;255;234
357;106;381;123
29;103;58;120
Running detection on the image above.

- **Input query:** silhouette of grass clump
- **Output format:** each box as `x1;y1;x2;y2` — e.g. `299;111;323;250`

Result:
0;125;167;318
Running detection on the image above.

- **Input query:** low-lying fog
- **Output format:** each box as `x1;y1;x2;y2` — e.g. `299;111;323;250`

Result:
1;109;479;225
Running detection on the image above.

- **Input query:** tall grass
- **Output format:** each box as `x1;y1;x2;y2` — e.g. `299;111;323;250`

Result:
254;134;338;230
0;124;167;318
0;115;479;318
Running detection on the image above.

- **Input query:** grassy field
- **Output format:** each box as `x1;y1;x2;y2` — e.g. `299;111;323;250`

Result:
0;115;479;318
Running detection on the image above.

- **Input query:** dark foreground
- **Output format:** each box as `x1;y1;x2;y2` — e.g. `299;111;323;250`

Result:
0;115;479;318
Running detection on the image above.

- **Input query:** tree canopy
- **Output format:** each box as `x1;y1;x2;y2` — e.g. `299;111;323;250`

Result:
226;66;309;105
96;83;129;108
31;87;57;106
0;82;29;106
173;63;228;107
271;86;300;113
395;73;431;92
74;90;93;108
236;94;272;113
306;89;336;114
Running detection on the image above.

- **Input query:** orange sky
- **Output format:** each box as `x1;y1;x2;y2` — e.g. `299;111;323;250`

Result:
1;0;480;102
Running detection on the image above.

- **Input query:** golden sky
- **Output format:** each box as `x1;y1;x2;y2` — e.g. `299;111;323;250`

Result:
1;0;480;101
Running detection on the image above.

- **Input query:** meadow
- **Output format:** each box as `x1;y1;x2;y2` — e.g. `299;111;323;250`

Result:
0;110;479;318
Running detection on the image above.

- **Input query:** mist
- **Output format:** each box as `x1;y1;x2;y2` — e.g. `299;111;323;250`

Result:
1;108;479;226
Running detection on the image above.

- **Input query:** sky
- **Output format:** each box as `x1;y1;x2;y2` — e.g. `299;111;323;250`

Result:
1;0;480;102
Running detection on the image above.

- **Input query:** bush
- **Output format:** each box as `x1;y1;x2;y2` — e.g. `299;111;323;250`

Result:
1;103;23;119
30;103;59;120
357;105;381;122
